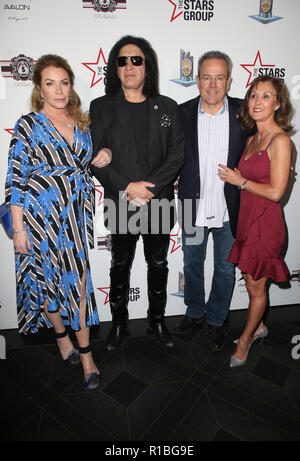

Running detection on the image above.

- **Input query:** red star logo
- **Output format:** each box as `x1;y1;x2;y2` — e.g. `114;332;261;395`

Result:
169;226;181;254
82;48;107;88
95;184;104;207
97;286;110;305
168;0;183;22
240;51;274;88
4;128;14;135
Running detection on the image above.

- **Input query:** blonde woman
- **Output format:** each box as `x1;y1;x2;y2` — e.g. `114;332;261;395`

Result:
5;54;111;390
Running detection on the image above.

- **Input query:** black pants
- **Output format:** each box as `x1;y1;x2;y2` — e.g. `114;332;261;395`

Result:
109;233;170;324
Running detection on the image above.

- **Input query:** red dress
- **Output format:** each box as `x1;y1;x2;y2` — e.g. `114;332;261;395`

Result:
228;143;289;282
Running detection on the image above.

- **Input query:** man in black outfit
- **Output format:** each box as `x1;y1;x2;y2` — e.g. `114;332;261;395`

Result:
90;35;185;350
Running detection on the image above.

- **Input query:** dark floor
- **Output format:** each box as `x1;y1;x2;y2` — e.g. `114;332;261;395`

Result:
0;304;300;442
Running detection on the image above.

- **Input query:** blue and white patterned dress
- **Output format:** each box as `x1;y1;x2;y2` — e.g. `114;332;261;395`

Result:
5;112;99;334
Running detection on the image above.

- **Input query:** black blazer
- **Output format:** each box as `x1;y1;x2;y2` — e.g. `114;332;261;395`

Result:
89;90;185;232
178;95;249;238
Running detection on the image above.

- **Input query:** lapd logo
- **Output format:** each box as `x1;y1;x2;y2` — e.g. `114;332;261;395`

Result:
171;50;196;87
249;0;282;24
261;0;272;13
0;53;35;81
171;272;184;298
182;58;192;77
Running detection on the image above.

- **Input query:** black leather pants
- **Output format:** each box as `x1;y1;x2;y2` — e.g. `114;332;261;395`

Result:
109;233;170;324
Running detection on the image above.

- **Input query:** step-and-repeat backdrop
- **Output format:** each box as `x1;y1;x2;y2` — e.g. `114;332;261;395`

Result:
0;0;299;330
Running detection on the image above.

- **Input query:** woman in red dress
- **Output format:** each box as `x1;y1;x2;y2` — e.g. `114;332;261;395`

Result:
218;76;293;367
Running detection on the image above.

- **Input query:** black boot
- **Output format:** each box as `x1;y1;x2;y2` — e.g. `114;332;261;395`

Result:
106;322;129;351
147;316;174;348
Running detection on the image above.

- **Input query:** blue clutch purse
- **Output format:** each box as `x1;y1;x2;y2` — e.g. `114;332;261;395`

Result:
0;203;13;237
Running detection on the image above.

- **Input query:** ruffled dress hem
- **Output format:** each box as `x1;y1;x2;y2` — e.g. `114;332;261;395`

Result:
228;241;289;282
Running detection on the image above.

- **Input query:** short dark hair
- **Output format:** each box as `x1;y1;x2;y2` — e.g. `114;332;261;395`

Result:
105;35;159;97
238;75;293;132
197;50;232;78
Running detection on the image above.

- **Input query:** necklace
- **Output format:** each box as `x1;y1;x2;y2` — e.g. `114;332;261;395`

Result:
42;110;73;129
252;130;274;150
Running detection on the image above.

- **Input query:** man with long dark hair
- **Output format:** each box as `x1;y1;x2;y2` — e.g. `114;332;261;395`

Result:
90;36;185;350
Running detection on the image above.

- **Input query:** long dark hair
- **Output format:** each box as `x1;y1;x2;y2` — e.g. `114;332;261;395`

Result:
238;75;293;132
105;35;159;97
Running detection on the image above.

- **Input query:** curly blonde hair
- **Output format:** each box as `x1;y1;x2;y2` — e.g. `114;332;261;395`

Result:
31;54;90;132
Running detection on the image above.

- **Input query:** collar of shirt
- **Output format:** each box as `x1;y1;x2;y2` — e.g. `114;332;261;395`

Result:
198;95;228;116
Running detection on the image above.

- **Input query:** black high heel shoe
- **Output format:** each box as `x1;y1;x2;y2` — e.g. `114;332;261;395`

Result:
78;345;101;391
55;329;80;365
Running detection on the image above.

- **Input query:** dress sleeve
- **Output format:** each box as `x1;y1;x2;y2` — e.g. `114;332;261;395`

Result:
5;118;30;208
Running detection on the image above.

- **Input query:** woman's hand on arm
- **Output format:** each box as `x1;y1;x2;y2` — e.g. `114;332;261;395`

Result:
218;164;243;186
218;134;291;202
90;148;112;168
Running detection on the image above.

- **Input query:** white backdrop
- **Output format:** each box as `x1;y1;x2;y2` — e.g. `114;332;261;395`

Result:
0;0;299;330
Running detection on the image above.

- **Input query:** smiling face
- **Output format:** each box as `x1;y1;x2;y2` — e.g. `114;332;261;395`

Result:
248;81;280;124
40;65;71;111
196;58;231;114
117;44;146;99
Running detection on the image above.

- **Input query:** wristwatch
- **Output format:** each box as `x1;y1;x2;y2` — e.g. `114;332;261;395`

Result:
238;179;248;190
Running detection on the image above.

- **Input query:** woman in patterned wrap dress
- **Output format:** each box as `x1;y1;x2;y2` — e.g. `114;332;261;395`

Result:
5;55;111;390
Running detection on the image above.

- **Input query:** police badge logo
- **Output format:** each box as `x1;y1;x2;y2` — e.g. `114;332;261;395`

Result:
261;0;272;13
170;50;196;87
249;0;282;24
171;272;184;298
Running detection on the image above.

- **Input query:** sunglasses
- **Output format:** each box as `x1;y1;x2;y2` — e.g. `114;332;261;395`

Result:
117;56;144;67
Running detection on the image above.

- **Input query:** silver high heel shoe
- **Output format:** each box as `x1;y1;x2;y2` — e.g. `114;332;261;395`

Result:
230;326;269;368
230;339;254;368
233;325;268;345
